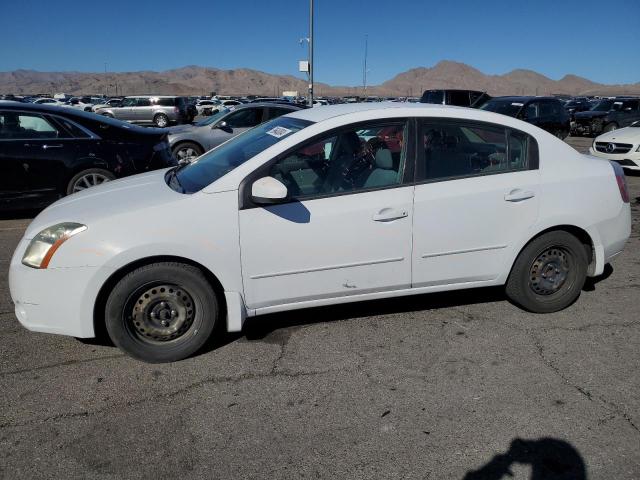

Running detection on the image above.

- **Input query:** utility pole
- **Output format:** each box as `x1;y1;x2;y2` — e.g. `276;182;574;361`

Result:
308;0;314;107
363;34;368;99
104;62;108;97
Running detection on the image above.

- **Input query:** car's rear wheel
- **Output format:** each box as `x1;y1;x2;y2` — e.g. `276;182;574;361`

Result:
505;231;588;313
172;142;203;162
101;112;114;118
67;168;115;195
105;262;219;363
154;113;169;127
603;123;618;133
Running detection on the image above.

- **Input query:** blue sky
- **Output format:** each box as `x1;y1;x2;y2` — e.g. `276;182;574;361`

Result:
1;0;638;85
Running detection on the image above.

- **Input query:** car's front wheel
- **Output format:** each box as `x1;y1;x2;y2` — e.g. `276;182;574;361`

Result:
172;142;203;163
603;123;618;133
505;231;588;313
105;262;219;363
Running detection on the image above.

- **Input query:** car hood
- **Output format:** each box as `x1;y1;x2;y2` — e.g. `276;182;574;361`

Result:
23;169;185;239
595;127;640;144
574;110;608;119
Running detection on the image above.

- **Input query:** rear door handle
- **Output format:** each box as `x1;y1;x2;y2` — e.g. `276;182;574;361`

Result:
504;189;535;202
372;207;409;222
42;144;63;150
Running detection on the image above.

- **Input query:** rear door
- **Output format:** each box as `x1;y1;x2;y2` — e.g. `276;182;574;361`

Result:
412;118;540;287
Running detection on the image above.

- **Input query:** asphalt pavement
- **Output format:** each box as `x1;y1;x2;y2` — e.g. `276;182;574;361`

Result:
1;136;639;479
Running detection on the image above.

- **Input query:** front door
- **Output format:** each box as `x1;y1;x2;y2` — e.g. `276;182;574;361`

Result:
412;119;540;287
239;119;414;310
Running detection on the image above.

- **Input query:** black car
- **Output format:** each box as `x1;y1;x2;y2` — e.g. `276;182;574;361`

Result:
572;97;640;136
480;96;570;138
0;102;176;210
420;89;491;108
564;97;592;117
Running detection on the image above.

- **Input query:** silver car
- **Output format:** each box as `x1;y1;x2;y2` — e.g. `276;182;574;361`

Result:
96;95;190;127
168;103;302;161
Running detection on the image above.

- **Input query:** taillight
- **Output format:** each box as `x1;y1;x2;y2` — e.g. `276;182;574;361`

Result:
610;161;630;203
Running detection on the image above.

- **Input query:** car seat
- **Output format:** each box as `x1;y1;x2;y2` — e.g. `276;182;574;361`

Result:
362;148;398;188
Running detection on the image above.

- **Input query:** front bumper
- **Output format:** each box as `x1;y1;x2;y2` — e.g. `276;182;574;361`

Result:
9;239;113;337
589;148;640;171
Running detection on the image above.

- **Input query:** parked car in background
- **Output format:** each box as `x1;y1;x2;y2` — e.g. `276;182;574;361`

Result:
195;100;221;116
91;97;123;112
64;96;105;112
420;89;491;108
564;97;592;116
0;102;176;210
589;120;640;171
8;103;631;362
96;95;192;127
480;96;570;138
168;102;302;162
572;97;640;136
31;98;63;105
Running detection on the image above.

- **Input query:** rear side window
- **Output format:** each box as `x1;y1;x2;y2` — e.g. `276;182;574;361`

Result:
156;97;177;107
448;91;470;106
418;120;537;182
0;112;61;139
51;116;92;138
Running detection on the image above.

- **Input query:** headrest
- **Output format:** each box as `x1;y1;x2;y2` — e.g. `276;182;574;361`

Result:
375;149;393;169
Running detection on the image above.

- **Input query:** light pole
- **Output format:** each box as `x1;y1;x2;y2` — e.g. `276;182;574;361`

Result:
308;0;314;107
363;34;369;99
104;62;108;97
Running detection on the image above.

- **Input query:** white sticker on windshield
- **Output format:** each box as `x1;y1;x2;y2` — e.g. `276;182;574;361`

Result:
511;102;524;106
266;126;293;138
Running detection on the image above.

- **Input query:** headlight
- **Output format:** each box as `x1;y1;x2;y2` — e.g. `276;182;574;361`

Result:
22;223;87;269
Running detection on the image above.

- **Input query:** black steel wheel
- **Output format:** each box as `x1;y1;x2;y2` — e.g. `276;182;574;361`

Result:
506;231;588;313
105;262;219;362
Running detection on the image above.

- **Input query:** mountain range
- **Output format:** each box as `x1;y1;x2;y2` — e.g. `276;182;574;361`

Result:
1;61;638;98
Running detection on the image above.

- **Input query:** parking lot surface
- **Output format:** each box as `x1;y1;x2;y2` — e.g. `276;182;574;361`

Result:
1;136;639;479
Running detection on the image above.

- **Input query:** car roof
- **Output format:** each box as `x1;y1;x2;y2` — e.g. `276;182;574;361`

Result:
286;102;450;122
233;102;302;110
489;96;560;102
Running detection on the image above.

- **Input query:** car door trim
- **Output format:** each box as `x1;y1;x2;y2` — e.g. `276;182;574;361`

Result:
249;256;405;279
421;244;507;259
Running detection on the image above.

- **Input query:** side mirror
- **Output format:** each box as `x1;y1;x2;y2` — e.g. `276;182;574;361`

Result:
216;121;232;132
251;176;288;204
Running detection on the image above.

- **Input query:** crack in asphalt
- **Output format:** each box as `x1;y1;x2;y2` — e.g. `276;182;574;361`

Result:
0;354;126;377
0;367;344;430
527;329;640;435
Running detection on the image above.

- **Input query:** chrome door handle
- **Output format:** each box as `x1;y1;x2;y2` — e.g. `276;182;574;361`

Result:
372;208;409;222
42;144;63;150
504;189;535;202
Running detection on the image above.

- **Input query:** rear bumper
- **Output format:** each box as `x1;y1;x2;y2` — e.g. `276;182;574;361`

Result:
588;203;632;273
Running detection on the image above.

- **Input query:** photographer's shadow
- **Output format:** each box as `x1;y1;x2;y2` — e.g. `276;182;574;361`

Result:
463;437;586;480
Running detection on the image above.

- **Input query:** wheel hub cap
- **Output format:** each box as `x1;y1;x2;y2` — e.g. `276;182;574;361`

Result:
130;285;195;342
529;248;570;295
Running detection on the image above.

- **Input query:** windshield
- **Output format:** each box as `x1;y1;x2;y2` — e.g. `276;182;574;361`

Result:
174;116;312;193
590;100;614;112
195;108;230;126
480;99;523;117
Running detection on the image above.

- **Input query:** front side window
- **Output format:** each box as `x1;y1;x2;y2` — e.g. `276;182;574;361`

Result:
524;102;539;119
418;120;535;182
226;108;262;128
0;112;60;139
269;122;407;199
120;98;137;107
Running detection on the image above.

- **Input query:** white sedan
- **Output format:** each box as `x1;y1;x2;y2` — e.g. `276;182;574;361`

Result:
589;120;640;171
9;103;631;363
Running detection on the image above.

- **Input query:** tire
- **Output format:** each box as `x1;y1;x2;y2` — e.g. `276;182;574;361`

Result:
172;142;203;162
105;262;219;363
66;168;115;195
154;113;169;128
505;231;588;313
603;123;618;133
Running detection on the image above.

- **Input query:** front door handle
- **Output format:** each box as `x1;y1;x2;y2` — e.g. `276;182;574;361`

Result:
504;189;535;202
372;207;409;222
42;144;63;150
